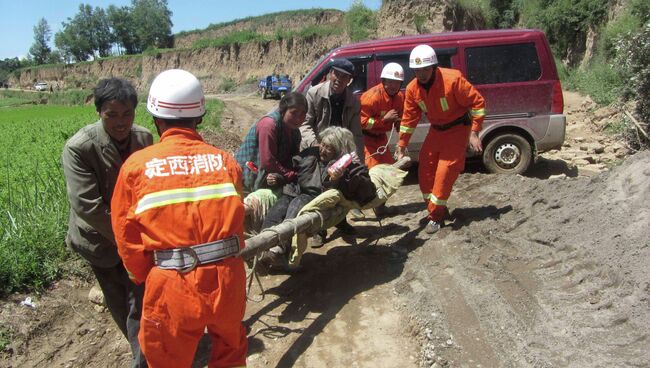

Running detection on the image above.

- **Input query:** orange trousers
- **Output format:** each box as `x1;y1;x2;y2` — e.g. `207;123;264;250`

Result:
418;126;470;222
364;134;394;169
139;257;247;368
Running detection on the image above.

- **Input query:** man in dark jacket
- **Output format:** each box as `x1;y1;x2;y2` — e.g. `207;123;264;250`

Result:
62;78;152;368
300;58;365;236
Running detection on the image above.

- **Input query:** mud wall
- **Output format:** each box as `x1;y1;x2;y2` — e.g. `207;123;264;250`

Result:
376;0;485;37
174;10;344;49
11;33;347;93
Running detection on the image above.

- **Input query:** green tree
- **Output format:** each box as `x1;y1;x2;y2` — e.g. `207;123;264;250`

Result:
525;0;609;61
54;4;114;62
29;18;51;65
489;0;520;28
345;0;377;42
0;58;29;83
55;19;92;62
131;0;173;50
47;50;63;64
618;23;650;128
107;5;139;54
92;7;113;57
55;5;95;62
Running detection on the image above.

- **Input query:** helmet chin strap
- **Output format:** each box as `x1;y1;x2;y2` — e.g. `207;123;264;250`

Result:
153;117;166;137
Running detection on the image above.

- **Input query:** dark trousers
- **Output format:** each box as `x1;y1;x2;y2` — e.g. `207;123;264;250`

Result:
262;194;315;252
90;262;147;368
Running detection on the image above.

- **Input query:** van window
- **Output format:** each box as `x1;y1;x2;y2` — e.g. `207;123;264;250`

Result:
349;59;369;94
306;56;370;93
465;43;541;85
378;50;453;86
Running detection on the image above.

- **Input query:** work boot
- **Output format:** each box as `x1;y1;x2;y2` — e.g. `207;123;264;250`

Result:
311;230;327;248
374;203;395;217
424;220;441;234
335;219;356;235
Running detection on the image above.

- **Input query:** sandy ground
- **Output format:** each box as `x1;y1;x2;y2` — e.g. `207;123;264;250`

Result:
1;91;648;368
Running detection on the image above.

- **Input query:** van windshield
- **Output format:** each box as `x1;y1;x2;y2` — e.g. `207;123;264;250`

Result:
297;53;330;90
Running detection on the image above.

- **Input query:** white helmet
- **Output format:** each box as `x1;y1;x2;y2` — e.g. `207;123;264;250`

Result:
380;62;405;81
147;69;205;119
409;45;438;69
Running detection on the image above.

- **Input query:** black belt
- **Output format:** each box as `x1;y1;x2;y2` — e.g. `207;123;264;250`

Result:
430;112;471;131
153;237;240;273
363;130;386;138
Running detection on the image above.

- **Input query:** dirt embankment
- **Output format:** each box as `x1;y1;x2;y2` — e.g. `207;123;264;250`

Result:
12;31;348;93
173;10;344;49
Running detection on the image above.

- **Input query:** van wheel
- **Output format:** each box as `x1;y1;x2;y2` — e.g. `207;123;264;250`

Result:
482;133;532;174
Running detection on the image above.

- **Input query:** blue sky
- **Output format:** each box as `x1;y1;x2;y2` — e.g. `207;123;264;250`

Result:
0;0;381;60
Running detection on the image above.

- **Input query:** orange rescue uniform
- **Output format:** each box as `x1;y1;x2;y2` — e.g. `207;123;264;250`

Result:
399;67;485;222
360;83;404;168
111;127;247;368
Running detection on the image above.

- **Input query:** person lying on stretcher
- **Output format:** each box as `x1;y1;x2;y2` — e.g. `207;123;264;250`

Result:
258;126;376;270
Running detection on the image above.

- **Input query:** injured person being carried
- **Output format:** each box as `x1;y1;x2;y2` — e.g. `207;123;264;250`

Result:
243;126;408;272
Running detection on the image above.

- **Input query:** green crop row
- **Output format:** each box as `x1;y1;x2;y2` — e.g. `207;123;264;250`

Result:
0;98;224;295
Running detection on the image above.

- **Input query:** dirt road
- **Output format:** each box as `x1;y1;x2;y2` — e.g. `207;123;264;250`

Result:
2;91;648;368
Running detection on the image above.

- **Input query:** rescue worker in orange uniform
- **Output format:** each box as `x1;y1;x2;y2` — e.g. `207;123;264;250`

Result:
111;69;247;368
360;62;405;169
395;45;486;234
359;62;405;217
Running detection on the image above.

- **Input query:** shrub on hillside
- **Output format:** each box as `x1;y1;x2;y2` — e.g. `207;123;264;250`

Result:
220;78;236;93
345;0;377;42
616;22;650;147
523;0;608;63
565;61;623;105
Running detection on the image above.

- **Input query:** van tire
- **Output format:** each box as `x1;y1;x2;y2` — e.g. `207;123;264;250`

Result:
482;133;532;174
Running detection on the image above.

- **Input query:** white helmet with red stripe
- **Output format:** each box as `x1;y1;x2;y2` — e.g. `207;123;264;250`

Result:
147;69;205;119
409;45;438;69
380;62;405;81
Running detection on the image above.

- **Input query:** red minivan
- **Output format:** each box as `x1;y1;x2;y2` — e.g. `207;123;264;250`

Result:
295;29;566;174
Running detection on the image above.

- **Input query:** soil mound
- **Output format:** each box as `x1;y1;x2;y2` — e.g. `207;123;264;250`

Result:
394;151;650;367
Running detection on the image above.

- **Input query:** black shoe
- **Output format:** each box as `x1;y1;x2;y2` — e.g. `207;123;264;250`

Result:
335;219;356;235
374;204;396;217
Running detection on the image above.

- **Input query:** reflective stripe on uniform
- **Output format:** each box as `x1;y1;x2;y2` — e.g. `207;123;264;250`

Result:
422;192;448;206
367;117;375;130
400;125;415;134
417;100;428;113
430;194;447;206
471;108;485;117
440;97;449;112
135;183;239;215
125;268;137;282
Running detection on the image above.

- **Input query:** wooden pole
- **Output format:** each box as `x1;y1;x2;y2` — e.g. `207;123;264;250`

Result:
238;156;411;260
239;206;345;260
